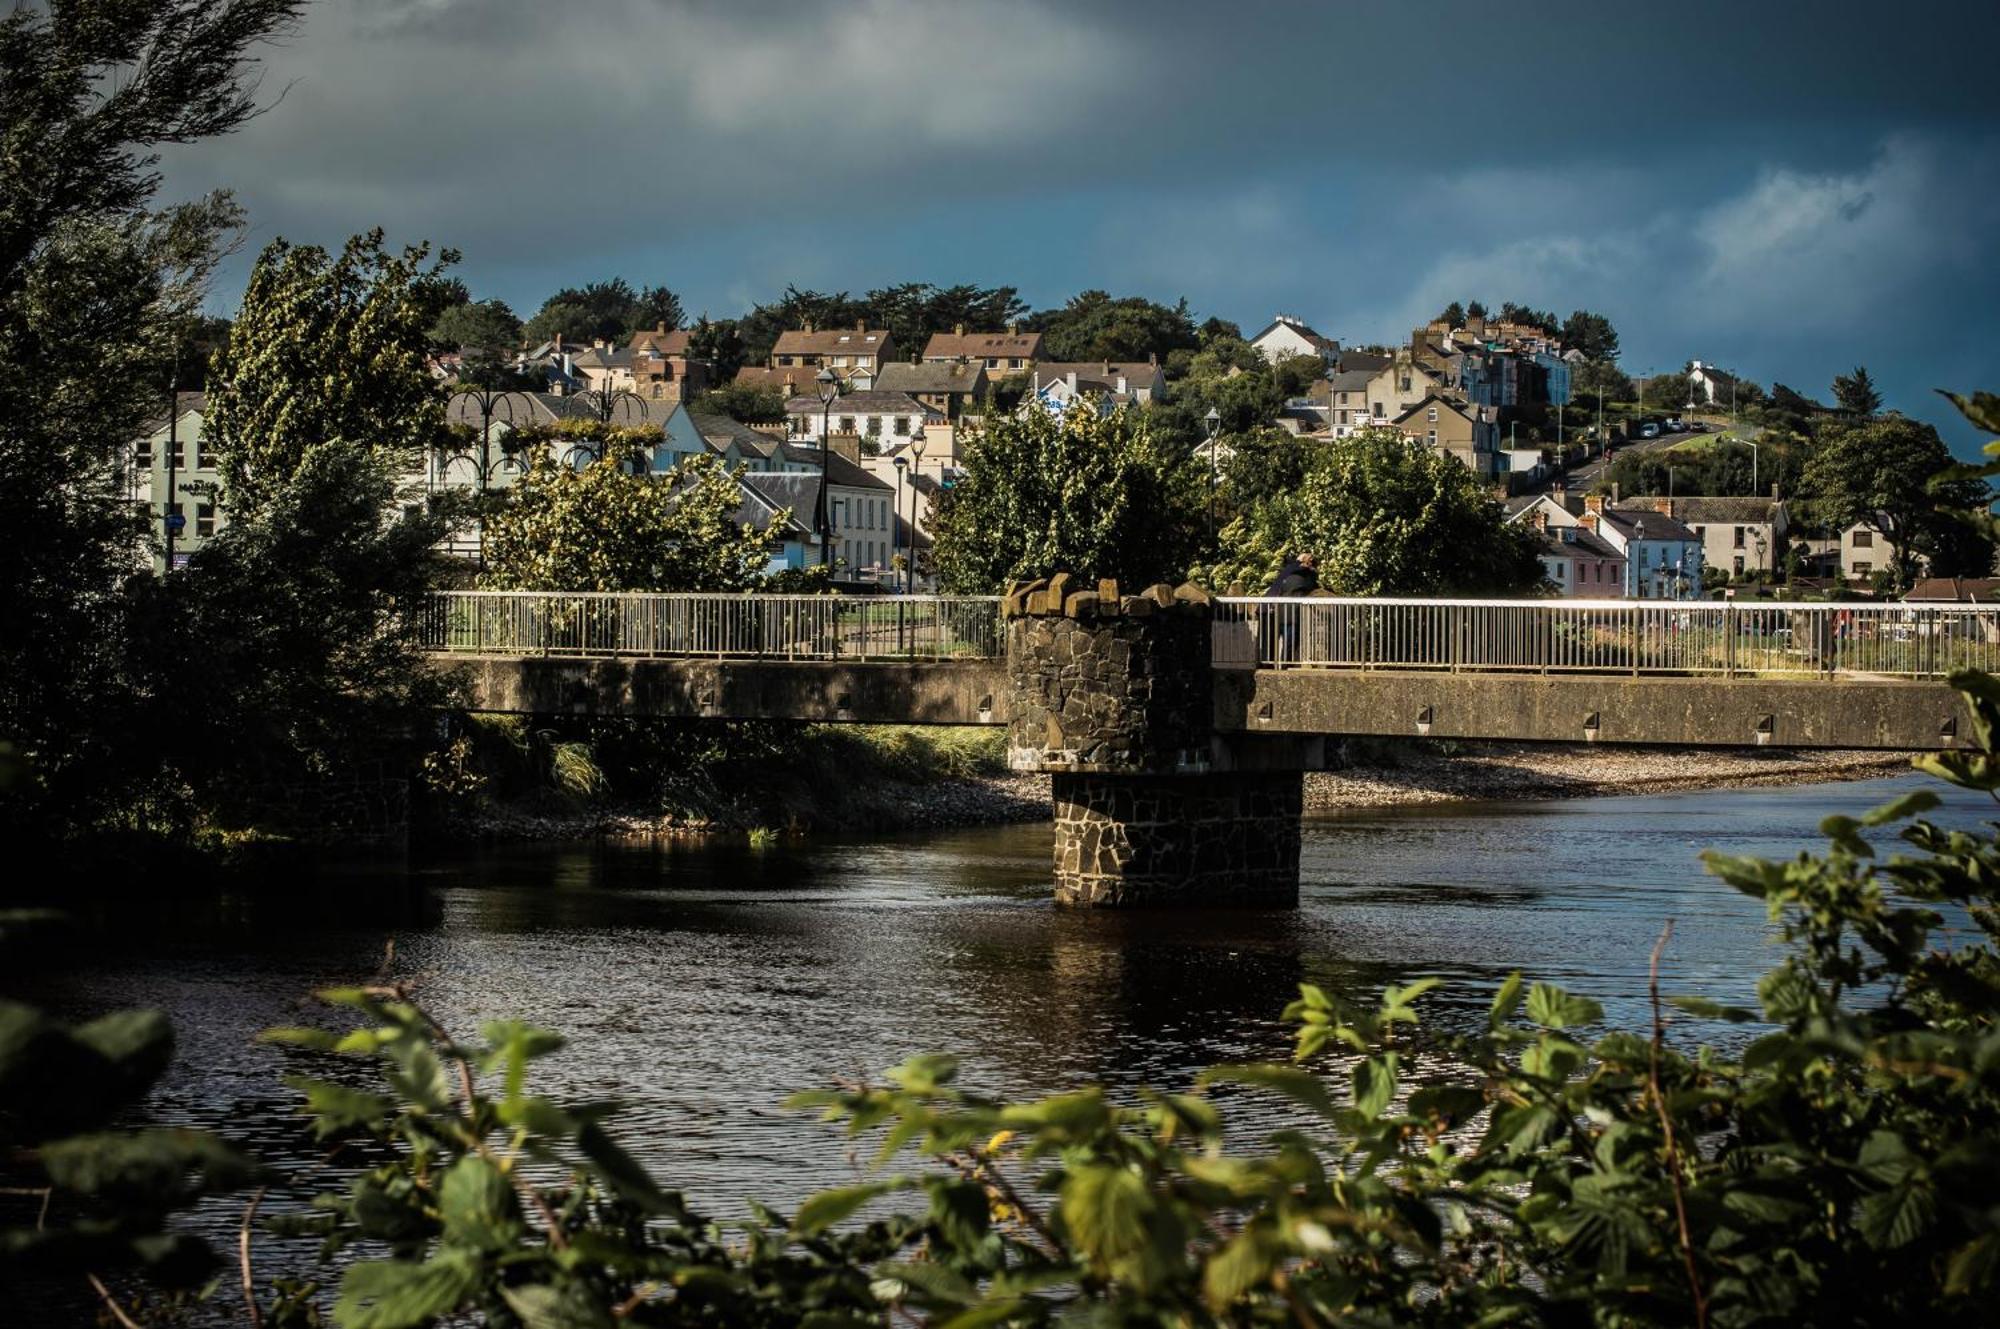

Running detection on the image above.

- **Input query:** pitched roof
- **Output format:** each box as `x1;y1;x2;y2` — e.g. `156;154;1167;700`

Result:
688;410;780;456
629;327;693;356
825;451;891;490
443;391;574;428
1906;577;2000;603
1391;392;1474;425
1327;369;1375;393
1658;496;1787;525
733;475;812;538
1035;361;1164;387
1336;350;1392;374
921;328;1042;360
138;390;208;439
874;360;986;396
733;364;832;394
1598;507;1701;543
1539;527;1624;560
773;326;891;357
783;389;938;418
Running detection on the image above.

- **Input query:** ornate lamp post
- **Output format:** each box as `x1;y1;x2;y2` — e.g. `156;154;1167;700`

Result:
1204;406;1222;540
815;367;839;568
441;385;530;492
892;454;909;593
561;386;652;470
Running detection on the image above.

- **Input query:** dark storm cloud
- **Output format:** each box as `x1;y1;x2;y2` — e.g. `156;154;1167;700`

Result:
161;0;2000;443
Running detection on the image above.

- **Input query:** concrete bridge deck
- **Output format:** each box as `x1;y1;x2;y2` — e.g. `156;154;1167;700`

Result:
428;587;1974;752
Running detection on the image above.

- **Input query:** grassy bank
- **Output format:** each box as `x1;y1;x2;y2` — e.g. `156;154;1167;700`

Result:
431;717;1044;841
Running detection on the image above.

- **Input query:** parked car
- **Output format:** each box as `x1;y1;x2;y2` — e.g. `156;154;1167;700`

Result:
1638;422;1661;439
1686;421;1709;433
1665;416;1685;432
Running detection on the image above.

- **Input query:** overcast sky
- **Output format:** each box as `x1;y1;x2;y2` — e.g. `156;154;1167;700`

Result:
161;0;2000;448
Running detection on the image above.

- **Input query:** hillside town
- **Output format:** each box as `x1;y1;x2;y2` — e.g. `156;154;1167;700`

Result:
130;300;1990;604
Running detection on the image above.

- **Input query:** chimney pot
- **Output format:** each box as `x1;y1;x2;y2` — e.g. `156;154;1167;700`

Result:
954;323;965;336
856;319;868;333
656;322;666;334
1008;320;1019;334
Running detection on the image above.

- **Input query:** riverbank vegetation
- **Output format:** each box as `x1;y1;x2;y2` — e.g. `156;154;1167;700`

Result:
6;669;2000;1325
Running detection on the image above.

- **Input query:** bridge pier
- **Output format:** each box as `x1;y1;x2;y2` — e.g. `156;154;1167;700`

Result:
1004;575;1307;908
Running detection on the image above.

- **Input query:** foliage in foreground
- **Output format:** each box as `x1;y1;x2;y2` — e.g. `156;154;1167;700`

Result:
4;670;1998;1324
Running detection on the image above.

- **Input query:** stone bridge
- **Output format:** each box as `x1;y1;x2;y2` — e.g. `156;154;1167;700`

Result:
424;587;1981;908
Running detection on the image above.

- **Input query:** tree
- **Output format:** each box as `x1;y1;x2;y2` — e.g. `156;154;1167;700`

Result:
736;285;870;365
1206;428;1544;595
430;296;522;355
1027;290;1201;365
930;404;1207;592
1796;415;1990;587
134;227;458;814
1465;299;1488;319
0;0;303;838
521;278;684;345
687;314;748;380
1573;357;1634;408
1834;364;1883;417
483;453;774;593
694;381;786;425
1559;309;1620;362
1439;301;1465;327
208;232;453;513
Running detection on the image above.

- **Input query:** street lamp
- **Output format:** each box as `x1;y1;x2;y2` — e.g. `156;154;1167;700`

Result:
815;368;839;568
1203;406;1221;539
1745;438;1760;497
892;455;909;593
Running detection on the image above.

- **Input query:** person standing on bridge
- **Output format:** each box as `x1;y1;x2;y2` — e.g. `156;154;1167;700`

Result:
1263;552;1318;663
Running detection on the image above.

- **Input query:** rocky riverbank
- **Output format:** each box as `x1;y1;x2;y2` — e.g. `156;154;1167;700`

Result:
1302;741;1920;810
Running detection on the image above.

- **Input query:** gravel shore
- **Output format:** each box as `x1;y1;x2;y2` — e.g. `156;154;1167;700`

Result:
452;745;1919;844
1303;742;1920;810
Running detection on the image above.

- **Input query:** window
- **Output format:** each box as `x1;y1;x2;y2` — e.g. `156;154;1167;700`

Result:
134;437;153;471
1853;529;1873;548
1426;430;1437;449
1398;374;1412;392
1852;561;1872;576
1733;555;1745;574
839;416;855;434
1426;406;1438;422
866;416;882;437
194;432;211;470
893;416;910;436
778;354;795;366
196;502;215;538
1009;358;1023;370
1733;526;1746;548
1372;402;1385;418
987;358;998;369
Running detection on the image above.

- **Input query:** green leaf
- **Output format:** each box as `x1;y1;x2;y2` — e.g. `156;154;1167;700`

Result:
1199;1064;1336;1118
1059;1162;1156;1278
439;1156;521;1252
792;1180;902;1236
1667;995;1759;1024
1860;789;1941;827
1525;983;1602;1030
284;1076;393;1138
578;1122;679;1216
1857;1180;1934;1250
1203;1221;1282;1309
501;1283;615;1329
1488;971;1525;1028
1352;1055;1397;1121
333;1250;483;1328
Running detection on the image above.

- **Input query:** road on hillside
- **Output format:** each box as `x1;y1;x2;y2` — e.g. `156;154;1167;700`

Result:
1544;425;1694;493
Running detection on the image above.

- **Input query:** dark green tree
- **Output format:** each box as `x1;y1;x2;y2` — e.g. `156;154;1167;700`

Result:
1465;299;1488;319
931;405;1206;591
1027;290;1201;364
1559;309;1620;361
1797;415;1990;586
686;314;748;380
1834;364;1883;416
1439;301;1465;326
0;0;303;839
522;278;683;345
694;381;785;425
430;296;522;355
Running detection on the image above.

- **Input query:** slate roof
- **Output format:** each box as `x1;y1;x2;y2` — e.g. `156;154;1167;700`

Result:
1598;507;1701;543
733;475;812;538
1539;527;1625;560
783;390;936;418
138;391;208;439
874;360;986;396
1906;577;2000;603
1249;316;1338;353
1391;392;1475;425
1336;350;1392;374
734;364;832;394
688;410;780;456
1327;369;1376;394
1658;496;1787;525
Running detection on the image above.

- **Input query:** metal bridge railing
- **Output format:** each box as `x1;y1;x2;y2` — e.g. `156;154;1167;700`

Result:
420;591;1004;662
1214;597;2000;678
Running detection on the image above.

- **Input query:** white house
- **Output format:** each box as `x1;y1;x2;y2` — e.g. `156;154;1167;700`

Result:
785;389;941;446
1687;361;1736;407
130;392;221;571
1248;314;1339;366
1029;360;1166;413
1586;498;1705;599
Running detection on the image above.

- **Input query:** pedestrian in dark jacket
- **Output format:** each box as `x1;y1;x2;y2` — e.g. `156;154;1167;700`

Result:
1263;553;1317;662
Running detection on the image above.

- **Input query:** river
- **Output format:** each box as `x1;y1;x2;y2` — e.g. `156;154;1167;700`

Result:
19;772;1991;1226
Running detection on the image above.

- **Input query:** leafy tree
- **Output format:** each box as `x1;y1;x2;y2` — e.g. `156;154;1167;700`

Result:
686;314;747;380
1644;368;1697;413
1465;299;1488;319
1573;357;1634;407
1834;364;1883;416
1559;309;1620;361
430;296;522;355
1204;428;1544;595
1438;300;1465;326
1497;301;1558;334
1197;315;1244;343
1026;290;1201;365
522;278;683;345
736;285;870;365
694;381;786;425
209;231;453;512
931;404;1206;591
1796;414;1991;586
483;453;774;592
0;0;302;839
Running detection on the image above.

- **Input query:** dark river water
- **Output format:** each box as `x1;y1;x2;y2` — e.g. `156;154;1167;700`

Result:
18;773;1993;1230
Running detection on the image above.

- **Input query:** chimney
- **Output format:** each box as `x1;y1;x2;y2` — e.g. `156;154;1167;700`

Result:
1580;511;1600;534
1584;493;1606;517
954;323;965;336
552;333;563;353
1008;320;1020;334
656;322;666;334
856;319;868;333
803;321;814;334
827;431;861;465
1611;482;1620;506
1148;352;1158;367
1772;482;1781;499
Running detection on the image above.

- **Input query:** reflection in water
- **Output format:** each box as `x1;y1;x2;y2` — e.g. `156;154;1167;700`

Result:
15;772;1986;1223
